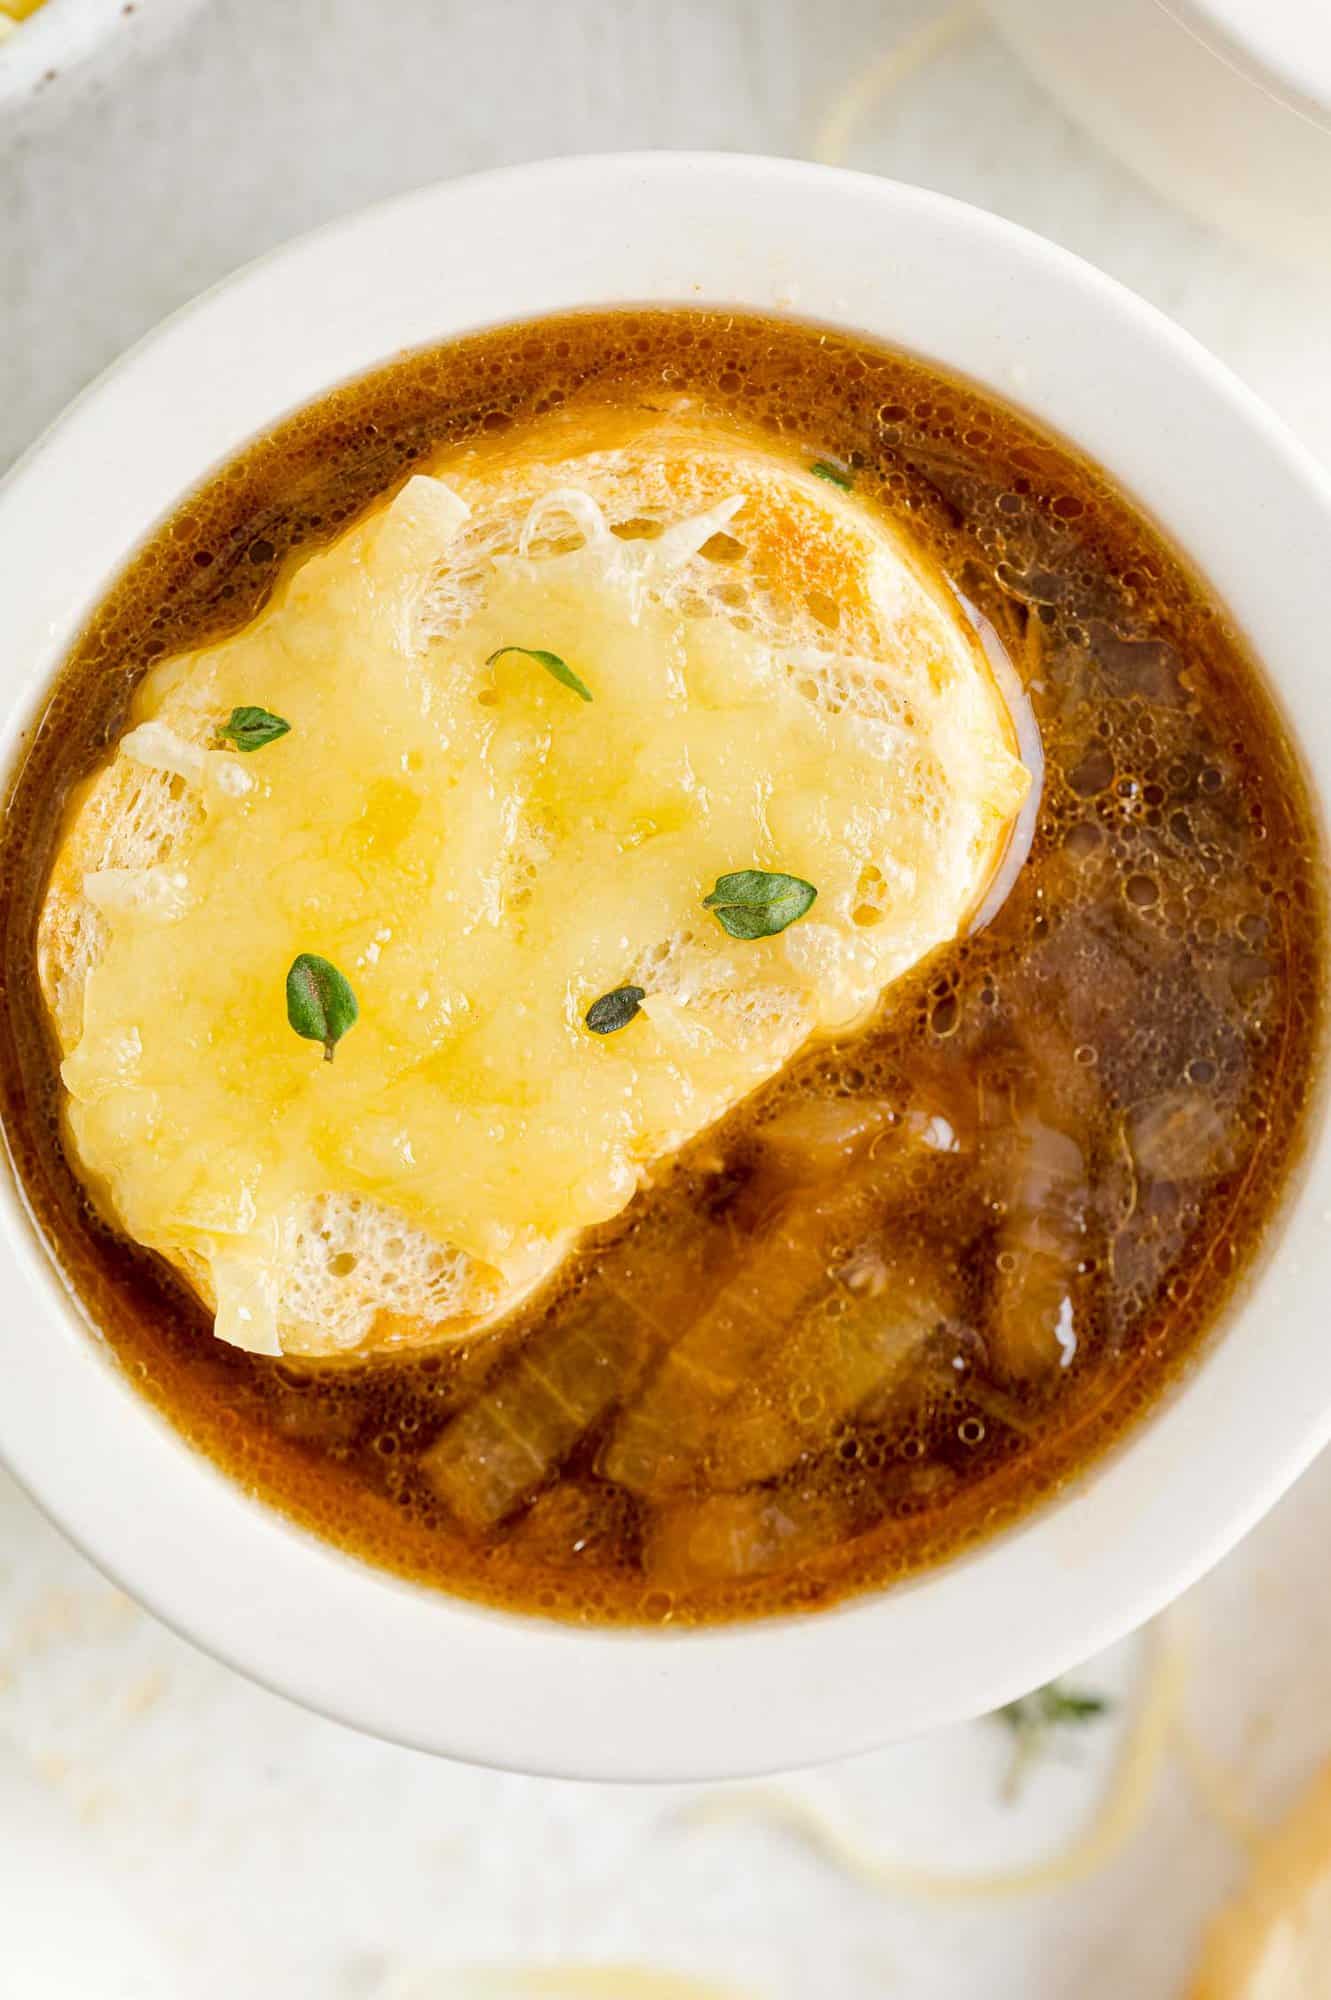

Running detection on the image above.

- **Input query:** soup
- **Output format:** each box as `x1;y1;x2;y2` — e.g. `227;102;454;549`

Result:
0;309;1322;1625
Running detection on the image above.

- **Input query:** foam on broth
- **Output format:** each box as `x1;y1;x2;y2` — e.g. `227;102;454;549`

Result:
0;309;1323;1625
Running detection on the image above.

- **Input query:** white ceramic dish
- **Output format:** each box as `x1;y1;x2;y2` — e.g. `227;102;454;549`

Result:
0;153;1326;1782
986;0;1331;266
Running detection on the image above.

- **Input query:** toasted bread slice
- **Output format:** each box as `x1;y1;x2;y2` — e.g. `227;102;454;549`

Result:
40;401;1027;1360
1190;1760;1331;2000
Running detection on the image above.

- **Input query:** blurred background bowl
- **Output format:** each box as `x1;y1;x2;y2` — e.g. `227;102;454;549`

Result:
986;0;1331;265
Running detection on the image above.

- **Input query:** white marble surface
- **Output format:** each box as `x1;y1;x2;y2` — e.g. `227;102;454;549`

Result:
3;3;1331;1995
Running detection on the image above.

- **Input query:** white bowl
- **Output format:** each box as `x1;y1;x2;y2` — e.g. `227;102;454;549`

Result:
0;154;1327;1781
986;0;1331;266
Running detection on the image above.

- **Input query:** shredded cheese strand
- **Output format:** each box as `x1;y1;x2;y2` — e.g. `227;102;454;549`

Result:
811;2;979;168
1176;1712;1265;1857
435;1973;752;2000
678;1617;1187;1902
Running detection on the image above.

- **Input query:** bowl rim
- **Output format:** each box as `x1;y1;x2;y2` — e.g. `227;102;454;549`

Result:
0;150;1327;1781
1161;0;1331;129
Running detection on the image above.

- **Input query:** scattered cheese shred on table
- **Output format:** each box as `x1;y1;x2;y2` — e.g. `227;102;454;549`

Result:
679;1617;1188;1903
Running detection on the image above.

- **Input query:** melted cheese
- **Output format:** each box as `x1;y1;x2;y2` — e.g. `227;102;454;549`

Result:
53;429;1028;1355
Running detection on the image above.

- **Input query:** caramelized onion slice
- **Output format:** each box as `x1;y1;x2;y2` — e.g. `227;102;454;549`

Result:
422;1298;643;1529
987;1107;1089;1384
706;1251;955;1489
646;1485;857;1588
603;1118;959;1499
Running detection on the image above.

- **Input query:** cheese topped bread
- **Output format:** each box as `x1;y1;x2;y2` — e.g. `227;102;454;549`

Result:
39;402;1029;1359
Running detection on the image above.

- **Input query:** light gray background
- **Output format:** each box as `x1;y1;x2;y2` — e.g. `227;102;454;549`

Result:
4;3;1331;1995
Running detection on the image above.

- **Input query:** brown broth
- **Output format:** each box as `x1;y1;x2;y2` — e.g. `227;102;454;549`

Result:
0;309;1324;1626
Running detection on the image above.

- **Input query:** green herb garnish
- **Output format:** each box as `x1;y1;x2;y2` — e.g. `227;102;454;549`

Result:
286;954;359;1063
217;705;291;752
585;985;646;1035
811;460;853;491
485;646;592;704
995;1681;1110;1800
703;869;817;941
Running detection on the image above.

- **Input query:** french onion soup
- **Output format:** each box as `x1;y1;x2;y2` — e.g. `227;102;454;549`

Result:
0;310;1322;1625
